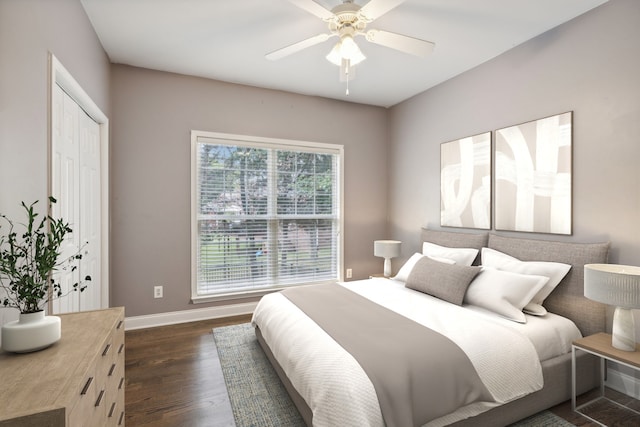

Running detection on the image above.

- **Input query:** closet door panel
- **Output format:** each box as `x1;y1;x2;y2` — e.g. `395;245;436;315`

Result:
79;110;101;311
52;85;81;314
51;86;102;313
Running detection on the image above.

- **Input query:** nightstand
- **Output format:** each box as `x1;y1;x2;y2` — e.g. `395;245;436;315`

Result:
572;332;640;425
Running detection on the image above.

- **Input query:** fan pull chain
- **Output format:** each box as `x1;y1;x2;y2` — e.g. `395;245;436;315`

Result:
345;60;350;95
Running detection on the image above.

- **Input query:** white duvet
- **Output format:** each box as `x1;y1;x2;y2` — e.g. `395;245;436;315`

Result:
251;278;582;427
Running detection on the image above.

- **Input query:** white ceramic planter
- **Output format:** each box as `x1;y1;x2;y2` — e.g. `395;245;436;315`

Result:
1;311;61;353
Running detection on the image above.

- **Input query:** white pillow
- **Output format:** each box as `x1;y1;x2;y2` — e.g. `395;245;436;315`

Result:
393;253;455;282
422;242;479;266
481;247;571;315
464;267;548;323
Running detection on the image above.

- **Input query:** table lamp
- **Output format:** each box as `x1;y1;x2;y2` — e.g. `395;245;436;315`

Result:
584;263;640;351
374;240;401;277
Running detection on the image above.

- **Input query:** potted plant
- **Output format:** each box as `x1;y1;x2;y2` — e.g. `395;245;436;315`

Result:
0;197;90;353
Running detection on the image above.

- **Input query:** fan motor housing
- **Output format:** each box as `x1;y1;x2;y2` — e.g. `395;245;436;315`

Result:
328;3;368;34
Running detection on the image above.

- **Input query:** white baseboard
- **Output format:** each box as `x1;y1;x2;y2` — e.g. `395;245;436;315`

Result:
124;302;257;331
606;366;640;400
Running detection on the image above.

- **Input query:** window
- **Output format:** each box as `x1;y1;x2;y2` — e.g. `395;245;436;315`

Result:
191;131;343;302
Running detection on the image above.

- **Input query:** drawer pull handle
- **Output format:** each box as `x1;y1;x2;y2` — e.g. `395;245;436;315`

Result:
109;402;116;417
118;411;125;425
119;376;125;390
81;377;93;395
95;390;105;407
102;343;111;357
118;343;125;354
117;320;123;329
109;363;116;376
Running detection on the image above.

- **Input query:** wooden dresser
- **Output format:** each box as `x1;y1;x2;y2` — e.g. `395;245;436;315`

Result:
0;307;126;426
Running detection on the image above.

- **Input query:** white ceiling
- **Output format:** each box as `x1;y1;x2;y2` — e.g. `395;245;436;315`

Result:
80;0;608;108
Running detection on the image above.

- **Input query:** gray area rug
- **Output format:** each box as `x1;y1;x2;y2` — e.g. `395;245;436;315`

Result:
214;323;305;426
213;323;575;427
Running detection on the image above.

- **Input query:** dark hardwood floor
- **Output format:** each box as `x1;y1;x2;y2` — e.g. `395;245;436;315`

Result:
550;387;640;427
125;316;640;426
125;314;251;426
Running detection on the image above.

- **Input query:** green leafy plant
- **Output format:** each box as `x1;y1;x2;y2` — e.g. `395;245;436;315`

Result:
0;197;91;314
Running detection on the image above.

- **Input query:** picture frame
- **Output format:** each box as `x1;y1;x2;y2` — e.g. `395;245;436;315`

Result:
494;111;572;235
440;131;491;229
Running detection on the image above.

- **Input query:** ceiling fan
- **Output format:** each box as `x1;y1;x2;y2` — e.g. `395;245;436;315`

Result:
266;0;435;93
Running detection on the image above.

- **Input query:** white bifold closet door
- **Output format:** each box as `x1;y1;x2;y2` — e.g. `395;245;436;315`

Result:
51;84;102;314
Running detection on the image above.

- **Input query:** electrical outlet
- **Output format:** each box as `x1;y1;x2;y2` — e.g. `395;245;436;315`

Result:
154;285;163;298
346;268;352;279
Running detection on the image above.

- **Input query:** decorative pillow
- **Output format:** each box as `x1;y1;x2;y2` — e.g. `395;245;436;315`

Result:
464;267;548;323
393;253;454;282
405;257;481;305
422;241;479;266
481;247;571;315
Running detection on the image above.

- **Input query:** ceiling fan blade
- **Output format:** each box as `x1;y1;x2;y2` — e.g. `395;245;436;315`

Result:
288;0;334;20
266;33;332;61
360;0;406;20
365;29;435;57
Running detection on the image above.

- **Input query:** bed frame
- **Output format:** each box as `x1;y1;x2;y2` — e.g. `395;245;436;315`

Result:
255;229;610;426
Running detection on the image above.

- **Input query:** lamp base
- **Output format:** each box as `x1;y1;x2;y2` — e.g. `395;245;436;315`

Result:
612;306;637;352
383;258;392;278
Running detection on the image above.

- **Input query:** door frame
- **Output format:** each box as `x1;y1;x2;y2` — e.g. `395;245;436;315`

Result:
48;53;110;309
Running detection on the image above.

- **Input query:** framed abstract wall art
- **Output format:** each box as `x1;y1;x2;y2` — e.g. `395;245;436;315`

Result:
494;111;573;235
440;131;491;229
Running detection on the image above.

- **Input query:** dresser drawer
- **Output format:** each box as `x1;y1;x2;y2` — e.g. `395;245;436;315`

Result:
104;377;125;427
68;363;99;426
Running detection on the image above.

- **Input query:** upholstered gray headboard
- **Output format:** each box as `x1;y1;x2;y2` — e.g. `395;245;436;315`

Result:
421;228;610;336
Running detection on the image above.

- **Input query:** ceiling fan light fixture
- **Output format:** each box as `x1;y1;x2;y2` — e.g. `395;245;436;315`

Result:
326;42;343;66
348;47;366;65
340;34;359;58
326;35;366;67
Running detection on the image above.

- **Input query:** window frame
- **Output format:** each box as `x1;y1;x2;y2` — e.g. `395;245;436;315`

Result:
190;130;344;303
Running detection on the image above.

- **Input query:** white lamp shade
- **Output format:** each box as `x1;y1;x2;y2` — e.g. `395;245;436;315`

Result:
374;240;401;259
584;264;640;309
584;263;640;351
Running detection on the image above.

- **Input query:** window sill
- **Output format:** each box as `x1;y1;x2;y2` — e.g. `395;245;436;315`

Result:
191;280;336;304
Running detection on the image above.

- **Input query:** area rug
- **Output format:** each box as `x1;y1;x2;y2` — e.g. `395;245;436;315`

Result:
213;323;575;427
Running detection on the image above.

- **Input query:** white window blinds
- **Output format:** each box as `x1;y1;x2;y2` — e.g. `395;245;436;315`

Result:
191;131;343;300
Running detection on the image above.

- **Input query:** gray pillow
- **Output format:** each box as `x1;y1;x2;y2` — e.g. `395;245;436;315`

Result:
405;257;481;305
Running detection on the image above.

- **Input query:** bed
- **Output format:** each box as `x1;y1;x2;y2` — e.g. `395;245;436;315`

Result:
251;229;610;426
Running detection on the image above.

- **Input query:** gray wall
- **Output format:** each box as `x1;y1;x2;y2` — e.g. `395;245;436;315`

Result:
0;0;110;323
110;65;388;316
388;0;639;263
